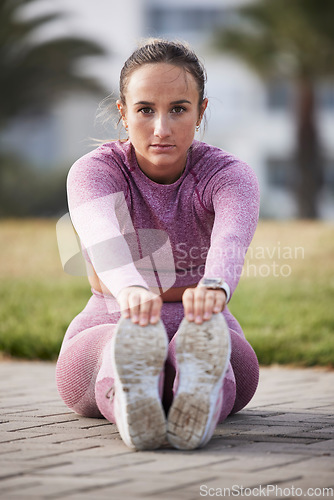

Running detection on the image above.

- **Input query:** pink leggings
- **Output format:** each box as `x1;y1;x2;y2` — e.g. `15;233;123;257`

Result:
56;290;259;424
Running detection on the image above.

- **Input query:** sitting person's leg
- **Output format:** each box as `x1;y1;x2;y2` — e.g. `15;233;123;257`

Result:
56;293;121;417
220;307;259;415
96;318;168;450
164;312;259;449
57;295;258;451
229;330;259;415
166;313;233;449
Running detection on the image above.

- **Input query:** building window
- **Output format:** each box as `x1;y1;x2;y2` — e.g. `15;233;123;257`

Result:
267;157;334;194
266;157;295;189
324;158;334;192
267;81;293;110
267;81;334;111
317;82;334;110
146;6;237;36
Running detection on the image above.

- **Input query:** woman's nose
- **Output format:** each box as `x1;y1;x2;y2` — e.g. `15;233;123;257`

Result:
154;115;171;138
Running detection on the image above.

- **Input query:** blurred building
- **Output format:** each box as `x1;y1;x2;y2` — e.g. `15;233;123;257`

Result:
4;0;334;218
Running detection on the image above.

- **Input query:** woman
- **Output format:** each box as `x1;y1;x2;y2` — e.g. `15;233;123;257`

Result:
56;38;260;451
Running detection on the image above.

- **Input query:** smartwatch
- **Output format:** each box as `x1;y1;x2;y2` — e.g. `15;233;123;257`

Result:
198;278;230;303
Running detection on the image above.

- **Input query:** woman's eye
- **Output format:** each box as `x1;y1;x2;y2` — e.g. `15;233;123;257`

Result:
139;107;153;114
171;106;186;114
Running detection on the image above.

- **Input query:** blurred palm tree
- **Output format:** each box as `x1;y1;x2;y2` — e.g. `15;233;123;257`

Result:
0;0;107;215
0;0;106;129
215;0;334;218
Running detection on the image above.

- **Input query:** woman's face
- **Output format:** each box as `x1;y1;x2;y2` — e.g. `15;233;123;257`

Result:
118;63;207;184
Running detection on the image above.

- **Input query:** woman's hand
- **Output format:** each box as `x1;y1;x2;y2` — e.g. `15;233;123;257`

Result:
182;286;226;324
117;286;162;327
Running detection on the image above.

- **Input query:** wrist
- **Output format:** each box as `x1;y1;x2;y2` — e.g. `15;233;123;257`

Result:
198;278;230;303
116;285;149;299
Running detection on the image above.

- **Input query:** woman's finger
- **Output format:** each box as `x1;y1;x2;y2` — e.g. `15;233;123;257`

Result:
182;288;195;321
202;290;216;320
138;294;152;326
149;295;162;324
193;287;207;323
127;290;142;323
213;290;227;313
117;289;131;319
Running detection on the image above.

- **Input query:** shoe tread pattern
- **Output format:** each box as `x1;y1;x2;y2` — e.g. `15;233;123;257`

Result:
113;318;168;450
167;314;230;450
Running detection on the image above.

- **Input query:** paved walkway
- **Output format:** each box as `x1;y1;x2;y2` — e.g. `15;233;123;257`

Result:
0;362;333;500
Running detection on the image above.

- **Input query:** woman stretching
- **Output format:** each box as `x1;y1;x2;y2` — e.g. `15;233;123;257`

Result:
56;38;260;451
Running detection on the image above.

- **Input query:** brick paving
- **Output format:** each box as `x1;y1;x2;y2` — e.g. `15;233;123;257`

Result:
0;361;333;499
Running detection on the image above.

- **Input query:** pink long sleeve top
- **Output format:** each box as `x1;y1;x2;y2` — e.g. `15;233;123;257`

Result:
67;140;260;300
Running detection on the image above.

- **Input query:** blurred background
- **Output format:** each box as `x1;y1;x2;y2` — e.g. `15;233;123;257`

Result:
1;0;334;219
1;0;333;363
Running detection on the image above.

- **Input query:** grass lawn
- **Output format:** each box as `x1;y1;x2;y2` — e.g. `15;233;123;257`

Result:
0;218;333;366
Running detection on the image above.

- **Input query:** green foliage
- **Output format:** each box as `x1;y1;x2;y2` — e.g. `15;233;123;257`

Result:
0;277;90;360
299;0;334;43
0;0;108;215
229;279;334;367
1;273;333;366
0;220;333;367
215;0;334;79
0;154;67;216
0;0;107;128
214;0;334;219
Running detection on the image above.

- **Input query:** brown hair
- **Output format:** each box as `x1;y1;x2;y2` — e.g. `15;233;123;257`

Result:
119;38;207;110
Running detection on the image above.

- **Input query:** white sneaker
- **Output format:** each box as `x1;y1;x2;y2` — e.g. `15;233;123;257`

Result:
111;317;168;450
167;313;231;450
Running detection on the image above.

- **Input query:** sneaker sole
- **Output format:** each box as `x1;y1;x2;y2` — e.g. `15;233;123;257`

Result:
112;317;168;450
167;314;231;450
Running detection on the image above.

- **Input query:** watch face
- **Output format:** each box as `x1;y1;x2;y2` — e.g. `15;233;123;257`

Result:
201;278;222;286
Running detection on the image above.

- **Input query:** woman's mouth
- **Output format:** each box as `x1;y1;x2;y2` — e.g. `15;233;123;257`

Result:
150;144;175;152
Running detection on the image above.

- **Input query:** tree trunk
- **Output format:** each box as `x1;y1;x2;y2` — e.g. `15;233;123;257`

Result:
295;78;323;219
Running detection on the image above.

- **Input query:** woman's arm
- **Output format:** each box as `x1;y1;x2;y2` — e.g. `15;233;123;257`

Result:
67;154;149;299
181;159;260;324
204;160;260;300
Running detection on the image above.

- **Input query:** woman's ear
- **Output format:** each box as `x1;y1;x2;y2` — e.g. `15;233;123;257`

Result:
117;100;128;130
117;100;126;118
198;98;208;123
